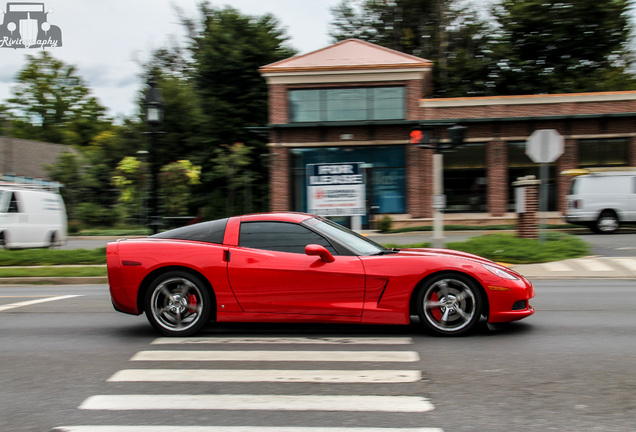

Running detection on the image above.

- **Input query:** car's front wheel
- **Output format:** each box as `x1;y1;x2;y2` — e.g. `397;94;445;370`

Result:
417;273;482;336
144;271;212;336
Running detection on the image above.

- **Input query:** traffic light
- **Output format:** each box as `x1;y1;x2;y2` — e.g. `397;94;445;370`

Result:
409;126;433;148
448;125;467;147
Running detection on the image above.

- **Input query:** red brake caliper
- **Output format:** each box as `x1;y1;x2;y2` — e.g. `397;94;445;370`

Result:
187;294;198;314
430;291;442;321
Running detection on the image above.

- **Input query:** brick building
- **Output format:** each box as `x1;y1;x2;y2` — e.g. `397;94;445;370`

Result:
260;39;636;227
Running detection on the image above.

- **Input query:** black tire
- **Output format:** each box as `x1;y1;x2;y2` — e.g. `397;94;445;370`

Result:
144;270;212;337
592;211;619;234
416;273;482;336
48;232;57;248
0;232;5;249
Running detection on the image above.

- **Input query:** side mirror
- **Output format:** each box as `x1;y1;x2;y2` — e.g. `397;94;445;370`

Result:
305;244;335;263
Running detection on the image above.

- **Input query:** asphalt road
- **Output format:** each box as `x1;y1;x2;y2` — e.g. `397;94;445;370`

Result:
1;280;635;432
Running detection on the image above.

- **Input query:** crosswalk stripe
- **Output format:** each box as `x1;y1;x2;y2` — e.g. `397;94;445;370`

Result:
542;262;572;272
108;368;422;383
152;337;414;345
131;350;420;362
576;259;614;272
613;258;636;272
79;394;434;412
53;426;445;432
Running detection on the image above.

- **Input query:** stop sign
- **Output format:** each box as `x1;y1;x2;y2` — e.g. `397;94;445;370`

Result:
526;129;564;163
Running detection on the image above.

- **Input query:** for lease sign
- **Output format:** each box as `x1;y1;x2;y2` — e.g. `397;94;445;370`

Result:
307;162;365;216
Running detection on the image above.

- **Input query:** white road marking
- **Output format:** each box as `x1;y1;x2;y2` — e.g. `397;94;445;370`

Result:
613;258;636;272
131;350;420;362
0;295;81;312
542;262;572;272
152;337;414;345
108;368;422;383
576;259;614;272
53;426;445;432
79;394;434;412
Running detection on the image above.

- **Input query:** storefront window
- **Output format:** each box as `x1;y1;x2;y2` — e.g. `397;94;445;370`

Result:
579;138;630;167
289;87;405;123
290;146;406;221
441;144;487;213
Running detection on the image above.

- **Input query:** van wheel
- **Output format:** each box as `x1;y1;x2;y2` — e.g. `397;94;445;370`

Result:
48;232;58;248
0;232;6;249
593;211;619;234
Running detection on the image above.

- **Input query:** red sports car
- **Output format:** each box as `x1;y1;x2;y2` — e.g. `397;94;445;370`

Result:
107;212;534;337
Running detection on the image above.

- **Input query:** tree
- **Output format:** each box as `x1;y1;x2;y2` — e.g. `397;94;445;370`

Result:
184;4;296;145
140;3;297;217
112;156;148;220
7;51;111;144
489;0;636;94
330;0;495;96
209;143;253;215
159;160;201;216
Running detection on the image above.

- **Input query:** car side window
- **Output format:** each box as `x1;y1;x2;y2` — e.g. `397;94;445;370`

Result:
239;221;337;254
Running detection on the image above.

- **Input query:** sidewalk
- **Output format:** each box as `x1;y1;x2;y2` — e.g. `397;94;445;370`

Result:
510;256;636;279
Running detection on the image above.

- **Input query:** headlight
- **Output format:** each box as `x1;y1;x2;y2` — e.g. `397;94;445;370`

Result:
482;263;518;280
7;22;16;32
42;22;50;31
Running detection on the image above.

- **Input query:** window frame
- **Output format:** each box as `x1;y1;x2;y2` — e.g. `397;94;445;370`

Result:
238;221;338;255
288;86;406;123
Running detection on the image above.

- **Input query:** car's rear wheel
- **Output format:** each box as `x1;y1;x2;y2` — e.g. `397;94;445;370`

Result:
145;271;212;337
417;273;482;336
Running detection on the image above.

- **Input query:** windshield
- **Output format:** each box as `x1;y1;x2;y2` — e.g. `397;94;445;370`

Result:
303;217;388;256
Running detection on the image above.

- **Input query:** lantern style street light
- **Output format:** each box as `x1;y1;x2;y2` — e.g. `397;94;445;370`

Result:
144;79;163;234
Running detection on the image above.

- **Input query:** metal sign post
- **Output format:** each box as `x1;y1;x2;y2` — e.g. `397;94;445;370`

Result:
525;129;564;242
432;153;445;249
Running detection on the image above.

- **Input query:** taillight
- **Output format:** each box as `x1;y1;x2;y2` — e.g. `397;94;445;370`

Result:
571;199;583;209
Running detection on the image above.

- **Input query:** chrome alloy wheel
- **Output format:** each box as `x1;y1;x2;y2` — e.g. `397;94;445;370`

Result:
418;275;481;335
148;275;206;335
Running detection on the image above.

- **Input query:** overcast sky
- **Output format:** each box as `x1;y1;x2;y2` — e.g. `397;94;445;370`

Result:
0;0;342;119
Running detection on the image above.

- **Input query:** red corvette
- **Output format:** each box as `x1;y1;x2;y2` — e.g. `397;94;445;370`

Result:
107;212;534;337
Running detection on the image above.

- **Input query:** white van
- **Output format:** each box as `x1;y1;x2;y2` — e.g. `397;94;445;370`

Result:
0;185;67;248
564;169;636;233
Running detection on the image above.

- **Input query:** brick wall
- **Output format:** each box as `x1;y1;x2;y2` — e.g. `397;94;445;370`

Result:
269;146;290;211
406;145;433;218
487;141;508;216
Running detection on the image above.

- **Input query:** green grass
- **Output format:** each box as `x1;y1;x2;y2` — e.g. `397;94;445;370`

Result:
382;232;589;264
0;266;106;278
446;232;590;264
0;248;106;266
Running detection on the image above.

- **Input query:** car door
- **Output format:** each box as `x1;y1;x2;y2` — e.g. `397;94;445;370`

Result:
1;192;28;247
227;221;365;317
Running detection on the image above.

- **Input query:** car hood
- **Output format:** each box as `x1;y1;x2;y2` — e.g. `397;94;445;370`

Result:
396;247;499;266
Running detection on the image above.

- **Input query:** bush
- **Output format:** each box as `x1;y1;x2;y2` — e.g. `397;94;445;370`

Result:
76;203;115;227
376;215;393;232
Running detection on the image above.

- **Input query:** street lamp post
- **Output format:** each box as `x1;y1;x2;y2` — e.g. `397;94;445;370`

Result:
144;79;163;234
